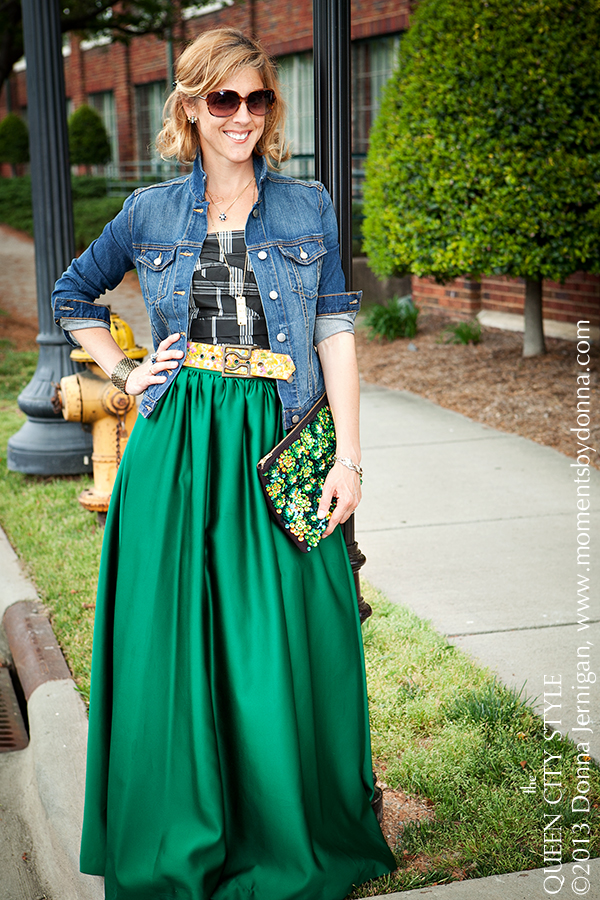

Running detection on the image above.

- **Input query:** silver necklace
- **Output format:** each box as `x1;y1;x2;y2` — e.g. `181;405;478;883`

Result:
205;176;255;221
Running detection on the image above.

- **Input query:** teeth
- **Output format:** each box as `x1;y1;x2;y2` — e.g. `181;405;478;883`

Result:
225;132;249;142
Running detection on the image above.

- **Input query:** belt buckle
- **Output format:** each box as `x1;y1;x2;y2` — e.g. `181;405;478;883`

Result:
222;345;254;377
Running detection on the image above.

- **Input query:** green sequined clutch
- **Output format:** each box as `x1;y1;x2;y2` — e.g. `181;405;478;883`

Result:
257;393;336;552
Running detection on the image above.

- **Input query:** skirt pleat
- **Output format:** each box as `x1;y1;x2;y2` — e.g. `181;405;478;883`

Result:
80;367;395;900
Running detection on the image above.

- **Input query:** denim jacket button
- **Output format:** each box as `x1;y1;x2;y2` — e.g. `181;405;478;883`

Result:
276;332;286;342
292;415;300;424
252;209;259;218
257;250;268;260
269;290;278;300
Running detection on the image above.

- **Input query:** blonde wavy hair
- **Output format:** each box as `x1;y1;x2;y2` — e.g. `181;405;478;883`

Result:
156;27;290;168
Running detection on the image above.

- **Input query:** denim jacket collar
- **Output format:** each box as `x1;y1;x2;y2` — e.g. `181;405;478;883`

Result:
190;152;269;203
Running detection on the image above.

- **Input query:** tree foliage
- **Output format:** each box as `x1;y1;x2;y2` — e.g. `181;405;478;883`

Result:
0;112;29;166
0;1;215;96
363;0;600;285
68;104;111;167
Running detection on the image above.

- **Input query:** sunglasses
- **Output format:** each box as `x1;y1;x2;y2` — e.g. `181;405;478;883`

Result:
198;88;275;118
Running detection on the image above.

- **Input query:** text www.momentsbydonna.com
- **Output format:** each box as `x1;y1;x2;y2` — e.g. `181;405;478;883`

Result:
542;321;596;897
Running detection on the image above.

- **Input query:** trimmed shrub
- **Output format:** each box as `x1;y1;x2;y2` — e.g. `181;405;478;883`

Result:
363;0;600;356
68;105;111;167
0;113;29;167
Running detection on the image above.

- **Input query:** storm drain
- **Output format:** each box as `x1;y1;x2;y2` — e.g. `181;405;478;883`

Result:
0;666;28;752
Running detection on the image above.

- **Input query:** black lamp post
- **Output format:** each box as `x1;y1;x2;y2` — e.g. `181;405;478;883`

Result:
313;0;370;623
7;0;92;475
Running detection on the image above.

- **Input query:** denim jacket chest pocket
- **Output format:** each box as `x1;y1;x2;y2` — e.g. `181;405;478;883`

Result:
277;240;325;300
136;246;177;308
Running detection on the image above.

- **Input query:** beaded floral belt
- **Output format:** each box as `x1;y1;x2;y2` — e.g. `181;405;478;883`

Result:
183;341;296;381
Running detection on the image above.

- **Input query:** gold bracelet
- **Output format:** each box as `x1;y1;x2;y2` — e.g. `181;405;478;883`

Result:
110;357;139;393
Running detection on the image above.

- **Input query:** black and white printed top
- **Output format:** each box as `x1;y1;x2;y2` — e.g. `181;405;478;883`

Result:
189;230;270;348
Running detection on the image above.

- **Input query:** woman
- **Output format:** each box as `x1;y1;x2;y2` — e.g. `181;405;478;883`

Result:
53;27;395;900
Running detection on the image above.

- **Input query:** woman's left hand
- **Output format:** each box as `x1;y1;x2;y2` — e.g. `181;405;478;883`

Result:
317;460;362;538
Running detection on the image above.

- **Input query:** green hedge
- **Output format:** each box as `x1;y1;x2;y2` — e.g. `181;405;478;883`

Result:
0;176;123;250
364;0;600;283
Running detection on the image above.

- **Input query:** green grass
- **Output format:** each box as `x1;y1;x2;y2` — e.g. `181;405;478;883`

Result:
1;339;599;893
349;584;600;894
0;338;101;699
0;175;124;251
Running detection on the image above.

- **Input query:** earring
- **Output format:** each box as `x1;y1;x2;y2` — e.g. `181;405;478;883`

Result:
188;115;197;124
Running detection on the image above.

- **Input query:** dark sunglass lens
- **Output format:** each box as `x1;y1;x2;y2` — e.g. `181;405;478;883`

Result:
247;90;274;115
207;91;240;117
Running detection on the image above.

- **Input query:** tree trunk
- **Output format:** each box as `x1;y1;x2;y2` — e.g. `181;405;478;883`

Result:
523;276;546;357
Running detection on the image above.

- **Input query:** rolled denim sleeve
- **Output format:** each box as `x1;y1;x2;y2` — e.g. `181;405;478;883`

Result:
313;311;356;345
60;317;111;345
316;290;361;315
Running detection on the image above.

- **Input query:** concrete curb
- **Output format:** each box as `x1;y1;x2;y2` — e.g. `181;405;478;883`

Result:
370;861;600;899
0;528;103;899
4;601;71;700
19;680;104;900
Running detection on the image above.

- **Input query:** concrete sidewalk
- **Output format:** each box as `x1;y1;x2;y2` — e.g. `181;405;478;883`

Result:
358;382;600;748
1;224;599;896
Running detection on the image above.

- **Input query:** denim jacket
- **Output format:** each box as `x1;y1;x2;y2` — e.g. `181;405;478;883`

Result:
52;154;361;428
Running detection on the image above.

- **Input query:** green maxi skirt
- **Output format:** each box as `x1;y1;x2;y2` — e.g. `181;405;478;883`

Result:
80;366;395;900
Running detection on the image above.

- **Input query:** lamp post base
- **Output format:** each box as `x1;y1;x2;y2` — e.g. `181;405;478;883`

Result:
7;419;92;476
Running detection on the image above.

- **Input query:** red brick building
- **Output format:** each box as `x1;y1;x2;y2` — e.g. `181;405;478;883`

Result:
411;273;599;338
1;0;407;177
1;0;597;333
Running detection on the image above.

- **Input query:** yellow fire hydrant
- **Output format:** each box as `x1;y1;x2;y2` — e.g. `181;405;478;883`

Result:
55;313;147;517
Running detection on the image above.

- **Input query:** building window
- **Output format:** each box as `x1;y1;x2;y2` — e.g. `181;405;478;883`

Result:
135;81;168;164
277;37;400;194
182;0;233;18
277;52;315;180
88;90;118;165
352;35;401;156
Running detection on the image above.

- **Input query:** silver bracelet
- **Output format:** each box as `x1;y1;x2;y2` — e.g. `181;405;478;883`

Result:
333;456;363;479
110;357;139;393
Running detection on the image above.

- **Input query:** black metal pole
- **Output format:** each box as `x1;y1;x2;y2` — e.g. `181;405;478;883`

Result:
7;0;92;474
313;0;371;623
314;0;353;283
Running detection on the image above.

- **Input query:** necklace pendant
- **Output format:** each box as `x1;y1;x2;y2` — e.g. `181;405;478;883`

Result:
219;212;227;221
235;295;247;326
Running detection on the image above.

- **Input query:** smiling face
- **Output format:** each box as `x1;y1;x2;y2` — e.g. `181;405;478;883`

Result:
186;67;267;173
